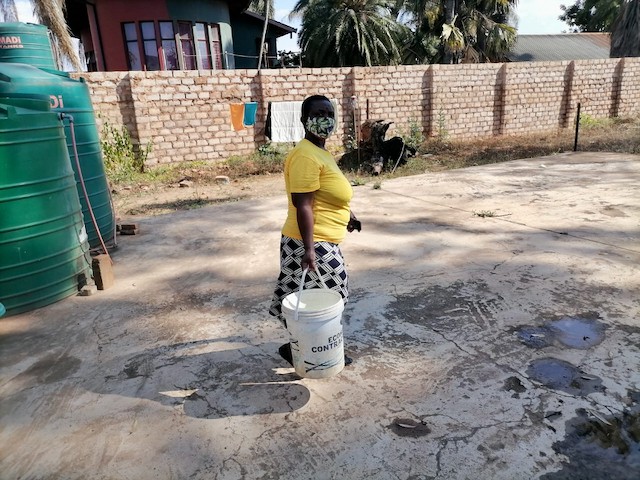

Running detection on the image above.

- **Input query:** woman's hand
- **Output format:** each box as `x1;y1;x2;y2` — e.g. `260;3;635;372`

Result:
347;212;361;232
301;249;317;271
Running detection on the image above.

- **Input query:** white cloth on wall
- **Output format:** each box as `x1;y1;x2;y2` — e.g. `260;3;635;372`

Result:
268;99;340;143
270;101;304;143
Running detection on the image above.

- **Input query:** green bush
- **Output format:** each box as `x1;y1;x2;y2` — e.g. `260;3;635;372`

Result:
579;113;613;129
398;117;425;151
225;142;289;176
100;121;151;182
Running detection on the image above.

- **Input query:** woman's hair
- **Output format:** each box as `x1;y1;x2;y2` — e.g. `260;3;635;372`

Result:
301;95;331;119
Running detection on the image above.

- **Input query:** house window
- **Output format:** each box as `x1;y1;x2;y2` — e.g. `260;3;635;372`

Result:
159;21;178;70
123;22;142;70
122;20;224;71
195;23;211;70
140;21;160;70
178;21;196;70
209;24;223;70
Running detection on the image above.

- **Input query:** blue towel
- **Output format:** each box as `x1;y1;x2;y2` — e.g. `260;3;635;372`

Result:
243;102;258;127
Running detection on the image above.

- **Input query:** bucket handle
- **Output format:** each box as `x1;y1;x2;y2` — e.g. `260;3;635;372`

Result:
294;267;329;322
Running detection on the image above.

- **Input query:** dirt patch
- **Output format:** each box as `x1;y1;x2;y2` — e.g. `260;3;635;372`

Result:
112;174;284;217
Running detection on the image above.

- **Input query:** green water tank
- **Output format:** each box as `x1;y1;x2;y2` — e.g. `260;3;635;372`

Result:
0;22;56;69
0;95;92;316
0;62;115;249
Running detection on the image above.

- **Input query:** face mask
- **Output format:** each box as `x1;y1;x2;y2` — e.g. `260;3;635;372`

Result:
305;116;335;139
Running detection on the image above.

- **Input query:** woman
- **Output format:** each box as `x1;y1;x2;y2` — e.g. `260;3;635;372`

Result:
269;95;360;364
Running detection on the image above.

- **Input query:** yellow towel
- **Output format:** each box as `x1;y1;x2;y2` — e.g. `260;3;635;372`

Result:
230;103;245;131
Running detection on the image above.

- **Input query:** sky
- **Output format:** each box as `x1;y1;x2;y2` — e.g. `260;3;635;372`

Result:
14;0;571;53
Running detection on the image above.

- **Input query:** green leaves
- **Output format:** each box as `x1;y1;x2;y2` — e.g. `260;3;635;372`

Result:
294;0;520;65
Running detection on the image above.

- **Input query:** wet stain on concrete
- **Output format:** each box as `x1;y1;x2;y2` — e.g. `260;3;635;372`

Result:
504;376;527;394
600;206;628;217
122;353;156;379
515;314;606;350
526;358;604;396
516;326;553;348
541;397;640;480
385;281;501;330
389;418;431;437
20;353;81;384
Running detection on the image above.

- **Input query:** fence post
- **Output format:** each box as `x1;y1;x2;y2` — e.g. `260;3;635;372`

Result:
573;102;581;152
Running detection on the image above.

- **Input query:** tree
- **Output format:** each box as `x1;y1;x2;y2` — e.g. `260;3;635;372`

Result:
292;0;402;67
0;0;81;70
397;0;519;64
392;1;444;64
559;0;622;32
610;0;640;57
0;0;18;21
248;0;274;18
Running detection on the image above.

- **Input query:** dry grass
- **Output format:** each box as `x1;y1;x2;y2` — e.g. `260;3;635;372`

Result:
393;116;640;177
113;116;639;189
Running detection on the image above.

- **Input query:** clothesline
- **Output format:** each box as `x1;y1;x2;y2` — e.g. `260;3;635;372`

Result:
224;51;280;60
224;51;303;68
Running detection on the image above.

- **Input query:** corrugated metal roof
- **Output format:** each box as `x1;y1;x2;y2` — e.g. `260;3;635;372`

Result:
508;33;611;62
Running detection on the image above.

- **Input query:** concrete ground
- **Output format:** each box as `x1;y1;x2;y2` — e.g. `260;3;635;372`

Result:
1;152;639;480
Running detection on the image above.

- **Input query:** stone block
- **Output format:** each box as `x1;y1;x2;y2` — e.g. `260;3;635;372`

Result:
79;284;98;296
92;254;114;290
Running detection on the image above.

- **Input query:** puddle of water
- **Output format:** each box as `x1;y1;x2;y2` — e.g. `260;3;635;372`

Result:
541;399;640;480
515;315;606;350
516;326;553;348
548;317;605;349
389;418;431;438
526;358;603;396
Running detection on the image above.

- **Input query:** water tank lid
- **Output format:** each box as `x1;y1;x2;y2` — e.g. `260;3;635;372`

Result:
0;95;51;115
0;22;48;29
0;62;70;80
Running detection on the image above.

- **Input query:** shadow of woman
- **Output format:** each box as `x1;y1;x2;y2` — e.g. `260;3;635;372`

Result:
96;337;311;420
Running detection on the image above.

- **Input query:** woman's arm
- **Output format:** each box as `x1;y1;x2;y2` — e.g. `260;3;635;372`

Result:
292;192;316;271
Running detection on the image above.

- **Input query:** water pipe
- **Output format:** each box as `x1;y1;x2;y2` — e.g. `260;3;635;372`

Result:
60;113;113;265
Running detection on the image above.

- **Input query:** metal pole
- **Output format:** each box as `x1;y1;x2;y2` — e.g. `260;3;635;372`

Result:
573;102;581;152
258;4;270;70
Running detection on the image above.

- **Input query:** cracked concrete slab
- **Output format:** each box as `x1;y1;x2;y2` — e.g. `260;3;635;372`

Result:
1;152;639;479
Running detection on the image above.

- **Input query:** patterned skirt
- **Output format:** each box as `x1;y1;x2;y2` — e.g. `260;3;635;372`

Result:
269;235;349;325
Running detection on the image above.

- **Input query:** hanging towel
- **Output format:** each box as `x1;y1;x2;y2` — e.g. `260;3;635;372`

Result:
268;101;304;142
266;99;340;142
243;102;258;127
230;103;245;131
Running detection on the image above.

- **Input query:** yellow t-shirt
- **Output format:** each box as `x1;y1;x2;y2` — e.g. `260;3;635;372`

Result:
282;139;353;244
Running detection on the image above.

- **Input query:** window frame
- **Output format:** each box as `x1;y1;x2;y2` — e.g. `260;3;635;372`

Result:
121;20;224;72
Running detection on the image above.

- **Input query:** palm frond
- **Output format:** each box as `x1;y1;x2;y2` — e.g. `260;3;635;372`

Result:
32;0;81;70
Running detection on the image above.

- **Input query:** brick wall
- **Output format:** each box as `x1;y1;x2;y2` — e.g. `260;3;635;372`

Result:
72;57;640;166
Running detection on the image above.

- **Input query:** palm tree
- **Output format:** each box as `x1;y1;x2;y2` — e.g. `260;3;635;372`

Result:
0;0;81;70
0;0;18;21
392;1;443;63
292;0;402;67
610;0;640;57
249;0;274;17
397;0;519;63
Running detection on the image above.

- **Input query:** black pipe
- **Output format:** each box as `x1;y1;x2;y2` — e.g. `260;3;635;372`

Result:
573;102;581;152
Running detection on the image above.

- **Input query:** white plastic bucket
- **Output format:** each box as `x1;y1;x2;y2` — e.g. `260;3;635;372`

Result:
281;268;345;379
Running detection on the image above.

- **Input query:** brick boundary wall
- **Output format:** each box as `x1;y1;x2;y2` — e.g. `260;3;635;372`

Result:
72;57;640;167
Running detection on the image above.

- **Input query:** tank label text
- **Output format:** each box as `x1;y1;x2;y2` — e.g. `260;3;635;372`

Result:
0;36;24;49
